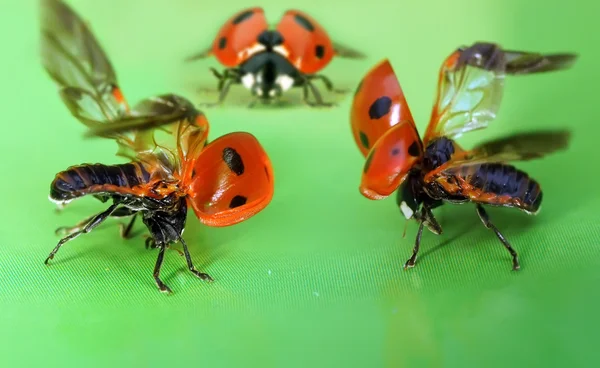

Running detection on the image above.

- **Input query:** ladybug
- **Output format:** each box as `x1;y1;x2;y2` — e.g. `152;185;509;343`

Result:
187;7;364;107
351;42;577;270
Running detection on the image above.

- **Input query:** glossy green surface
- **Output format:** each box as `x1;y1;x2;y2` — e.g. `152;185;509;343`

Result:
1;0;598;366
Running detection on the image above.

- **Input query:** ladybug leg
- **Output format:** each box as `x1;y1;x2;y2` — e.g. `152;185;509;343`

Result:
404;217;425;269
152;244;172;294
56;207;138;239
421;207;442;235
55;214;96;236
404;206;440;269
144;236;184;256
308;74;348;94
198;68;239;94
118;213;138;239
302;79;334;107
45;203;119;265
199;68;240;107
179;237;214;282
475;204;520;271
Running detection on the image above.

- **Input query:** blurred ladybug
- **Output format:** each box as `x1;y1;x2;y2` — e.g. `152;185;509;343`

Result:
187;7;364;107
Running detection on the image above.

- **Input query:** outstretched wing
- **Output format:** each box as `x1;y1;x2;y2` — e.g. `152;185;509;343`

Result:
40;0;127;124
87;94;210;165
424;130;571;181
40;0;208;164
422;42;577;145
276;9;336;74
332;41;366;59
186;132;274;227
350;59;416;157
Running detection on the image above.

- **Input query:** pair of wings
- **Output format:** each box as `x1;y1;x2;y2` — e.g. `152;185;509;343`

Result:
40;0;274;227
351;42;576;199
186;7;364;74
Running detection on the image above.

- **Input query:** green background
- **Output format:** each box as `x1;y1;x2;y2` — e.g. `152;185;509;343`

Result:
2;0;599;366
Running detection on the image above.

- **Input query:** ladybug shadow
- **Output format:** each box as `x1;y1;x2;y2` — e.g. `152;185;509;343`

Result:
417;203;538;262
159;216;250;283
188;82;352;109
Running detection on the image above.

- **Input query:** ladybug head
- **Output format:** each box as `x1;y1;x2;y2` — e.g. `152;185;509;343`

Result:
240;50;296;103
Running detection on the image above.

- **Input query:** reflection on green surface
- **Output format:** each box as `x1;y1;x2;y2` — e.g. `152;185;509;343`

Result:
0;0;598;366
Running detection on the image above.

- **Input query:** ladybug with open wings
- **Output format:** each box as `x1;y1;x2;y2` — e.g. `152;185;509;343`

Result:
186;7;364;107
351;42;577;270
40;0;274;293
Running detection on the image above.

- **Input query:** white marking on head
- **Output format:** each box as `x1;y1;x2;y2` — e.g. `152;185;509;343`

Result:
239;43;266;60
275;74;294;92
273;45;290;57
241;73;255;90
400;201;414;219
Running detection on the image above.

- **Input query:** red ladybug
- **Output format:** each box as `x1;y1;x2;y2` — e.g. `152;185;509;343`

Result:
350;42;577;270
187;7;364;107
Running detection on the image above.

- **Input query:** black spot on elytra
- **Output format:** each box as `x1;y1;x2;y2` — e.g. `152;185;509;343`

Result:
364;149;375;173
359;131;369;149
222;147;244;175
191;168;197;178
232;10;254;24
408;141;420;157
391;147;400;156
229;195;248;208
368;96;392;119
218;37;227;49
315;45;325;59
354;79;363;97
294;14;314;31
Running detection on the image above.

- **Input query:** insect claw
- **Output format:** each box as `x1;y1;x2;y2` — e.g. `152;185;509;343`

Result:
512;259;521;271
158;284;173;294
403;257;417;270
192;270;214;282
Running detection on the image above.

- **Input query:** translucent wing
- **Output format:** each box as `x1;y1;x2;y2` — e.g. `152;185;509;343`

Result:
332;41;366;59
40;0;208;165
424;130;571;181
185;7;268;67
40;0;127;124
186;132;274;227
423;42;577;145
87;94;210;166
503;50;577;75
350;59;416;157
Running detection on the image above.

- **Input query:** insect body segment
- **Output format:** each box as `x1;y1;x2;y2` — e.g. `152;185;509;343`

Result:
50;162;157;203
351;41;576;270
426;162;543;214
188;7;364;107
40;0;274;293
